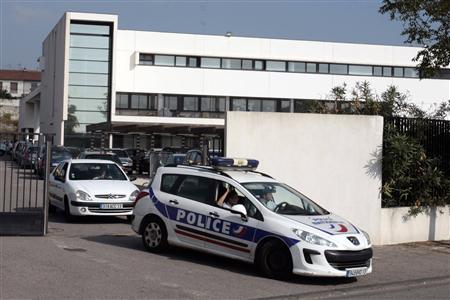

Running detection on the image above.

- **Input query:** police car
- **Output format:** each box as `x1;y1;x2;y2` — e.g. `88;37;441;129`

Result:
132;158;372;279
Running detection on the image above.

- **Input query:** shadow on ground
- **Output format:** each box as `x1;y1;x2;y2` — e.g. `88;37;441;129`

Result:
82;233;357;286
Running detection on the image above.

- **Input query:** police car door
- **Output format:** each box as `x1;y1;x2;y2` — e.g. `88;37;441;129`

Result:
203;180;262;261
160;174;217;249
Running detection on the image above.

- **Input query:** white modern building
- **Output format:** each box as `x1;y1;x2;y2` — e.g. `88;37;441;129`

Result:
20;12;449;148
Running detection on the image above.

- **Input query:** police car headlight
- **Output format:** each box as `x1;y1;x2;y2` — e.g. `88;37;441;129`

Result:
362;230;371;245
129;190;139;202
293;229;337;247
76;190;92;201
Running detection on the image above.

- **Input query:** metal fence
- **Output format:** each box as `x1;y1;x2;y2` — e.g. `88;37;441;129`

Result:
385;117;450;176
0;132;52;235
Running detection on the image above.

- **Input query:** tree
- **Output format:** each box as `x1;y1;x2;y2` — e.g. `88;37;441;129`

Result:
0;89;12;99
379;0;450;78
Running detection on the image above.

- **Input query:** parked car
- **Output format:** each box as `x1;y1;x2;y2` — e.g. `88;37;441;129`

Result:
78;151;123;168
49;159;139;220
65;147;82;159
37;146;73;179
164;153;186;166
132;157;372;279
108;149;133;174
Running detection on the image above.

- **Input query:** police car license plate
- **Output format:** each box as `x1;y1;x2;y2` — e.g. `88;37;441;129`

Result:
100;203;123;209
346;267;368;277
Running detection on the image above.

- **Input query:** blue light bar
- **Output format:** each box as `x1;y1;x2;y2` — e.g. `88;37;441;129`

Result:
211;157;259;170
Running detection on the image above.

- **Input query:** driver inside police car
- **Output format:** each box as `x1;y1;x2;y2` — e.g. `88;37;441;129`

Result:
217;187;239;209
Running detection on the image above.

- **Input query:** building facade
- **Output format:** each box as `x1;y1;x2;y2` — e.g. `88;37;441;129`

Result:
24;12;450;148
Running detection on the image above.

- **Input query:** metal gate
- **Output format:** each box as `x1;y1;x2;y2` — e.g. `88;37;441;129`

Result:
0;132;52;236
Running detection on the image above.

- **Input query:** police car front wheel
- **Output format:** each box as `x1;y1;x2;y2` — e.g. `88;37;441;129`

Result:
257;240;293;279
142;217;168;252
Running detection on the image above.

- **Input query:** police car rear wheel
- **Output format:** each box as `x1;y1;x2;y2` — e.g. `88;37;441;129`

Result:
142;218;168;252
257;240;292;279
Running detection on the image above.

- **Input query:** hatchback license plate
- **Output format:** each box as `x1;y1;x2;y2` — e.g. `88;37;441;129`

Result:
100;203;123;209
346;267;368;277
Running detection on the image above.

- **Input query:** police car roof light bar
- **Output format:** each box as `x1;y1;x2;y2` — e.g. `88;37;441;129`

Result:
211;157;259;170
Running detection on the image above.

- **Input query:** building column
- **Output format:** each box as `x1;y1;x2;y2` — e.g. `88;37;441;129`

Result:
109;133;113;148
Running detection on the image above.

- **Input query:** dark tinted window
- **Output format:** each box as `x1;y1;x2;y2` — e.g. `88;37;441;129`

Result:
176;175;216;204
161;174;181;193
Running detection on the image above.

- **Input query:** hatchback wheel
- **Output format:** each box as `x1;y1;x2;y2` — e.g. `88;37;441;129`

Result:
256;240;293;279
142;217;168;252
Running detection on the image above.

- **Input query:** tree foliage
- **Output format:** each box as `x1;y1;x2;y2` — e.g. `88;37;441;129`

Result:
379;0;450;78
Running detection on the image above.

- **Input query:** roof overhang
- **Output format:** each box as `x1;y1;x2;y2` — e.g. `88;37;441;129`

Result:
21;86;41;104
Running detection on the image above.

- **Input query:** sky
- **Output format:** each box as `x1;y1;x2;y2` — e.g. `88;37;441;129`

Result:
0;0;408;70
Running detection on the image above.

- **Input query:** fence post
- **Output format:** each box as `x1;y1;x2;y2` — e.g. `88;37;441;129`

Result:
42;138;51;235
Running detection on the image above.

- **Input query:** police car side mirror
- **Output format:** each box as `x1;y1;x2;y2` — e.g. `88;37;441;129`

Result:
231;204;248;222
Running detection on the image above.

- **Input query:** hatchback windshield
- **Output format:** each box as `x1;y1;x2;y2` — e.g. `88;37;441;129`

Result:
69;163;127;181
111;150;128;158
242;182;328;216
52;150;72;161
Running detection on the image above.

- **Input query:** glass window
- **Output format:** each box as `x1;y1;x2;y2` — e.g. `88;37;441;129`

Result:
280;100;291;112
131;94;148;109
201;57;221;68
318;63;329;73
10;82;18;93
218;98;226;112
254;60;264;70
69;73;108;86
72;110;107;123
176;175;216;204
404;67;419;78
70;98;108;111
306;63;316;73
242;59;253;70
222;58;241;69
188;57;198;67
164;96;178;110
201;97;212;111
115;93;129;109
248;99;261;111
262;100;276;112
288;62;305;73
68;85;108;99
349;65;372;76
266;61;286;71
70;35;110;49
329;64;347;75
154;55;175;66
139;54;154;65
175;56;187;67
69;48;109;61
373;66;382;76
161;174;181;193
69;60;109;73
394;67;403;77
231;98;246;111
383;67;392;77
183;96;198;111
148;95;157;110
70;23;110;35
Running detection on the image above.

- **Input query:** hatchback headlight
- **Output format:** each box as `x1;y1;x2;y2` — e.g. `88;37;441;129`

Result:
293;229;337;247
76;190;92;201
129;190;139;202
362;230;371;245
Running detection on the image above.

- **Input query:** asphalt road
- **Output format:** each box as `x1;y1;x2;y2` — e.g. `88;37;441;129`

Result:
1;212;449;299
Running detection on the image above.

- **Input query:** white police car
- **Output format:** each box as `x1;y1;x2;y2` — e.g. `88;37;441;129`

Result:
132;158;372;279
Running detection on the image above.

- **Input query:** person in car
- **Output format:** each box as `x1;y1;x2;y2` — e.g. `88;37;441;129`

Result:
260;191;276;210
217;188;239;209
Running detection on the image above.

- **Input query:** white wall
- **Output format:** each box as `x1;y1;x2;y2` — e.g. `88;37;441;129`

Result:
225;112;384;244
115;30;449;109
380;206;450;244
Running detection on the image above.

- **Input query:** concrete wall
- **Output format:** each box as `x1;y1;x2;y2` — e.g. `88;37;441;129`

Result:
115;30;449;110
225;112;384;244
380;206;450;245
0;99;19;119
40;14;68;144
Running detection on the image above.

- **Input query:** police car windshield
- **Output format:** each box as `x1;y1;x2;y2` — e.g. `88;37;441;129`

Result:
242;182;328;216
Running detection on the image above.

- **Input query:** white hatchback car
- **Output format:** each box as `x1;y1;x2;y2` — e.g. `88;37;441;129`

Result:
49;159;139;220
132;158;373;279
